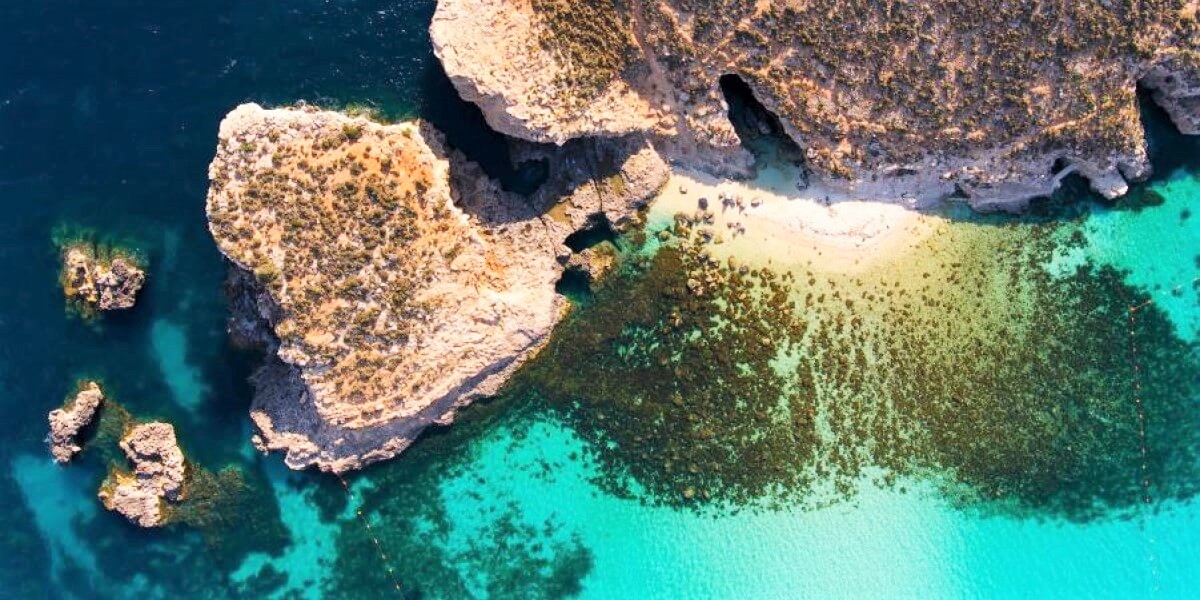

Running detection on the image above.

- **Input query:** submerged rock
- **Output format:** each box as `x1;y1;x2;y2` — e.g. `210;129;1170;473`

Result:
46;381;104;464
206;104;666;472
61;244;146;311
432;0;1200;210
98;422;186;527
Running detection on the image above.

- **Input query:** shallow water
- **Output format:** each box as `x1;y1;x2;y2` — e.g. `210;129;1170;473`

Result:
2;1;1200;598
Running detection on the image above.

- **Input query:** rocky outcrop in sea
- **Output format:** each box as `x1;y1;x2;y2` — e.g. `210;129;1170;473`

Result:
61;244;146;311
98;422;186;528
206;103;666;472
46;381;104;464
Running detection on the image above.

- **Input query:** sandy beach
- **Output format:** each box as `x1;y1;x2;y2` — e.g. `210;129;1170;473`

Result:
649;162;942;274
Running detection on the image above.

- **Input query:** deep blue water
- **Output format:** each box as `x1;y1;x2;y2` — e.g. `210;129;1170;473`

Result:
3;1;1200;598
0;1;453;596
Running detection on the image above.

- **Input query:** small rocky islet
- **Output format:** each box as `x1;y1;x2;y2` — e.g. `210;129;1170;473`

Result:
46;381;105;464
97;421;187;528
45;381;273;533
59;241;146;314
46;381;183;527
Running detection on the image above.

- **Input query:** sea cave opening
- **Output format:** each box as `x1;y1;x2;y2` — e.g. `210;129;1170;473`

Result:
718;73;808;174
554;268;594;305
564;213;619;253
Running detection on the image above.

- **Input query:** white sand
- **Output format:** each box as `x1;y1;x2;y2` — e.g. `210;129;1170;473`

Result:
649;162;943;274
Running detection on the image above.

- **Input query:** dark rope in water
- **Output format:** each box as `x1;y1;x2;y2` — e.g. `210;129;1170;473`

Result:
1123;276;1197;592
335;472;406;596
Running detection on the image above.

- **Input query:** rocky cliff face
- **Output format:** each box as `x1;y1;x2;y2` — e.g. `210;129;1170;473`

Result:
46;381;104;464
431;0;1200;210
98;422;186;528
206;104;666;472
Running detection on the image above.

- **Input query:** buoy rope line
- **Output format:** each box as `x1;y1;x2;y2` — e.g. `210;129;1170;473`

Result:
334;472;405;596
1125;301;1162;592
1124;306;1153;509
1122;276;1199;592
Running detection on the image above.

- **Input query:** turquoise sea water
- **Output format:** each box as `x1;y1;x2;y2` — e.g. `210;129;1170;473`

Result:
2;1;1200;598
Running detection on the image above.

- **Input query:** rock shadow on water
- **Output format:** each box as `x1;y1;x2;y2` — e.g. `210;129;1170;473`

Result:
9;453;100;596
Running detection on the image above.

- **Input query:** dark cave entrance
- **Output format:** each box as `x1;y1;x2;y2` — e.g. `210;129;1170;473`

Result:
554;268;594;305
718;74;808;173
555;213;619;305
564;213;619;253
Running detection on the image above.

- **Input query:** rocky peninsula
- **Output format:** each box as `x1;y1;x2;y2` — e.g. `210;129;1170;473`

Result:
432;0;1200;210
204;2;1200;474
206;103;665;472
98;422;187;527
61;243;146;312
46;381;105;464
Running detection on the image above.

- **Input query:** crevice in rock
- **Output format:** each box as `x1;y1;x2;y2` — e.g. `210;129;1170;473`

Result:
1138;59;1200;137
1136;84;1200;179
420;62;552;195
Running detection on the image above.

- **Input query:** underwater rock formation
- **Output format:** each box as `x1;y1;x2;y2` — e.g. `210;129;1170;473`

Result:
206;103;666;472
61;244;146;311
431;0;1200;210
46;381;104;464
98;422;186;527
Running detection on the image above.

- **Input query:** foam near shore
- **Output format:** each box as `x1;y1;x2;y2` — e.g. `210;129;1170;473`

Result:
649;162;941;274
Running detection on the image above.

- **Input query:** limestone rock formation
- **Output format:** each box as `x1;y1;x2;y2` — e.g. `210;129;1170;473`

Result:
206;104;666;472
431;0;1200;210
432;0;664;146
98;422;186;528
61;244;146;311
46;381;104;464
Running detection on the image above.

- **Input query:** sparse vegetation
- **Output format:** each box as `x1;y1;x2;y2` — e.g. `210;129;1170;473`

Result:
531;0;638;105
530;0;1198;179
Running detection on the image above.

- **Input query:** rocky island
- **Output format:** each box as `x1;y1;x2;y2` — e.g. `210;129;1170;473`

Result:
432;0;1200;210
46;381;105;464
206;103;665;472
98;422;187;528
60;242;146;312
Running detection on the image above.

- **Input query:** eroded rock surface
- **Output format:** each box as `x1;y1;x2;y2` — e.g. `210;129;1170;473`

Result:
432;0;1200;209
206;104;666;472
46;381;104;464
99;422;186;527
62;245;146;311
